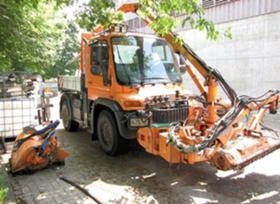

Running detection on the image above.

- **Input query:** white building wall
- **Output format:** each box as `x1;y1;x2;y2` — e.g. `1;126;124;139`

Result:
203;0;280;24
179;11;280;95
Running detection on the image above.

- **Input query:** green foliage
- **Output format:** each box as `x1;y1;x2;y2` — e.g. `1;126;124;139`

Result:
0;166;8;202
76;0;231;41
49;22;79;77
76;0;124;30
139;0;231;40
0;0;48;73
0;0;79;78
77;0;115;30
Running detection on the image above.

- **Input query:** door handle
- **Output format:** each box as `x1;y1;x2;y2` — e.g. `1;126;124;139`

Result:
88;81;93;84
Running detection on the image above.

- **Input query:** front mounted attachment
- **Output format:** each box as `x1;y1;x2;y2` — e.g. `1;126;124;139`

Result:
137;90;280;170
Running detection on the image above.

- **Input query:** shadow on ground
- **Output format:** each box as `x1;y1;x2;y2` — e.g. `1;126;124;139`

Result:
5;127;280;204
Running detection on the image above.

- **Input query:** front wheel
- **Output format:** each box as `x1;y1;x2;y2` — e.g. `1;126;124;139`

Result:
97;110;128;156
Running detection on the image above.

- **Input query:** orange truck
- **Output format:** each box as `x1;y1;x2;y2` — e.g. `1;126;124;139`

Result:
58;3;280;170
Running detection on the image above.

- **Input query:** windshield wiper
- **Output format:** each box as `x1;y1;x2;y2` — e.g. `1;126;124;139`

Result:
143;77;170;85
144;77;170;81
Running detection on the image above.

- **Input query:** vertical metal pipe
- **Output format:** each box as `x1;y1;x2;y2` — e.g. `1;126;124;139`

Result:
207;78;219;124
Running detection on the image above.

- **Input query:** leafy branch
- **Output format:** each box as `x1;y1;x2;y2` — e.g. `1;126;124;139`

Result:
76;0;232;40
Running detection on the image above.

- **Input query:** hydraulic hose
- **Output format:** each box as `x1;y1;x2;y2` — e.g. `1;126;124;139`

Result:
167;124;200;153
167;103;243;153
167;90;279;153
59;176;102;204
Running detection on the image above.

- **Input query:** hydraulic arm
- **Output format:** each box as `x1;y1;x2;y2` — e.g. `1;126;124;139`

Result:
119;3;280;170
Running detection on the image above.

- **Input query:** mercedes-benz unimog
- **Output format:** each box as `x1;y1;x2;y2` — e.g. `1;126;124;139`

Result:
58;3;280;170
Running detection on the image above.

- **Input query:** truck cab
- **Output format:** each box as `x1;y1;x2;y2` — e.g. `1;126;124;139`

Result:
58;26;186;155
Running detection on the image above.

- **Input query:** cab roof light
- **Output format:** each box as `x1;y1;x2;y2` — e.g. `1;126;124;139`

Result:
111;23;128;33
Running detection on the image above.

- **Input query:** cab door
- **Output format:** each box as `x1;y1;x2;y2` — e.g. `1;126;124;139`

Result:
86;40;111;100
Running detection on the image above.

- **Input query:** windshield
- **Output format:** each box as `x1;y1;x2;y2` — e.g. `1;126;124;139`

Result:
112;36;182;85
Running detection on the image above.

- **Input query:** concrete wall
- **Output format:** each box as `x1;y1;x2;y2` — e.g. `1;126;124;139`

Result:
179;11;280;95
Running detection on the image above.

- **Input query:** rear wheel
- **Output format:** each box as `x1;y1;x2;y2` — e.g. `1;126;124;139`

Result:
61;100;79;131
97;110;128;155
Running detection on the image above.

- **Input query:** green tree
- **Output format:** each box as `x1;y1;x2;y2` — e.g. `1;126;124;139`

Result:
0;0;79;78
0;0;54;72
48;22;80;77
0;0;36;71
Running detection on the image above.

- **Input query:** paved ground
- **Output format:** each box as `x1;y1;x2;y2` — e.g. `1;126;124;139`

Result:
1;97;280;204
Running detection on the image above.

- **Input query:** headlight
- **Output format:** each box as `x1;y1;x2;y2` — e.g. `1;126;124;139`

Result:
129;118;149;127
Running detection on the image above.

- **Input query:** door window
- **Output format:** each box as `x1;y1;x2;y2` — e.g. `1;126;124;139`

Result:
91;41;109;76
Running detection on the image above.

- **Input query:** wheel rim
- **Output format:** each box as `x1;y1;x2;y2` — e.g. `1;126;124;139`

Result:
61;103;70;129
98;116;114;151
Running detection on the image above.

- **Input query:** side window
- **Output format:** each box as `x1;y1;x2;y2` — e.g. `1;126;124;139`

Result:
91;41;108;76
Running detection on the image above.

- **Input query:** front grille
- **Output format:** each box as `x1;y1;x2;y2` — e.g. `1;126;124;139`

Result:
152;106;188;123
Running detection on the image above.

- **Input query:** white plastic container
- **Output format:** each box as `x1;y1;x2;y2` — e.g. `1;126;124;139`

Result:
0;98;38;138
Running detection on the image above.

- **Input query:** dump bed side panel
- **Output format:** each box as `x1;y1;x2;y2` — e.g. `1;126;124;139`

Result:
58;76;81;92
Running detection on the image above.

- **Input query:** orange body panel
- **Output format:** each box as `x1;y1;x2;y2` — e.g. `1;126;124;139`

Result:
159;133;181;164
137;127;160;155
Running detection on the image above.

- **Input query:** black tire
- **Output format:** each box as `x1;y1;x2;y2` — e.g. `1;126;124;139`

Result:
60;99;79;132
97;110;128;156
